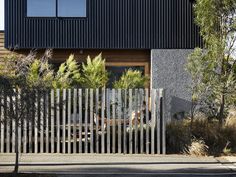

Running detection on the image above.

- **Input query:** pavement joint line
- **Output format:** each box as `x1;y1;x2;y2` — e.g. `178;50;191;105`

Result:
0;162;227;165
22;172;236;176
215;157;236;172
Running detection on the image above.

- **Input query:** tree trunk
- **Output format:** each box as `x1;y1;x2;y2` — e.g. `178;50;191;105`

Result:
13;121;19;177
218;93;225;126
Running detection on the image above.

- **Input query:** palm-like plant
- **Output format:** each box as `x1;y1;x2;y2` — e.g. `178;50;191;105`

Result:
113;69;149;89
81;53;108;89
53;54;81;89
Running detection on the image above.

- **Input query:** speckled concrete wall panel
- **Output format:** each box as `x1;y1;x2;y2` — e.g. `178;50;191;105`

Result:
151;49;193;121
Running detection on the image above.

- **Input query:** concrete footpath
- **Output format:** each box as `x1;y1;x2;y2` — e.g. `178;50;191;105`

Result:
0;154;236;177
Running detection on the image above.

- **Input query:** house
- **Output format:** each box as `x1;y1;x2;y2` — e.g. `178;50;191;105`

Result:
1;0;203;120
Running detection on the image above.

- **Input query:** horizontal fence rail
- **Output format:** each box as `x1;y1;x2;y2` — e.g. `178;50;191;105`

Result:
0;89;165;154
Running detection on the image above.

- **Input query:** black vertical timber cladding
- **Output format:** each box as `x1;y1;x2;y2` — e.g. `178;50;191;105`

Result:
5;0;203;49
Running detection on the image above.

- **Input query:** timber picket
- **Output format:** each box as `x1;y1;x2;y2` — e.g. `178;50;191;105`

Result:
151;89;156;154
160;89;166;154
11;91;16;153
89;89;94;153
106;89;111;154
23;111;27;153
117;89;122;154
128;89;133;154
145;89;150;154
112;89;116;153
0;88;165;155
101;89;105;154
0;91;4;153
12;112;15;153
67;89;72;154
6;96;10;153
34;91;38;153
29;93;33;153
56;89;60;153
50;90;55;153
73;89;77;153
140;89;144;154
29;118;32;153
40;93;44;153
95;89;99;153
123;90;127;154
156;89;161;154
134;89;138;154
45;92;49;153
18;90;22;154
62;89;66;154
78;89;82;153
85;89;88;153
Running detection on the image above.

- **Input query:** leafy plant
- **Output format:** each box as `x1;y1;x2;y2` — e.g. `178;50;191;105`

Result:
113;69;149;89
81;53;108;89
0;53;18;78
27;59;54;89
0;50;54;176
186;0;236;125
53;54;81;89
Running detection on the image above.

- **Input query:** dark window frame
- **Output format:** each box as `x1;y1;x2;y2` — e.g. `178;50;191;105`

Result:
25;0;88;19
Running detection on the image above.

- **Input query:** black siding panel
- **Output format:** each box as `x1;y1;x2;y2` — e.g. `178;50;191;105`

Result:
5;0;203;49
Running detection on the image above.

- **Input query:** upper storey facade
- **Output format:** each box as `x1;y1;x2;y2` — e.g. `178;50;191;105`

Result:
5;0;202;49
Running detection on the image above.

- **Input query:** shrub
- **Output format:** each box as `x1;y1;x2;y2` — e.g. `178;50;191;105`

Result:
0;53;19;78
27;59;54;89
166;120;191;154
166;117;236;155
81;53;108;89
223;110;236;153
0;50;55;90
113;69;149;89
185;138;209;156
53;54;81;89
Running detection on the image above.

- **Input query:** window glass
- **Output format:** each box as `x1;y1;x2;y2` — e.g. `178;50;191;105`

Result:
27;0;56;17
58;0;86;17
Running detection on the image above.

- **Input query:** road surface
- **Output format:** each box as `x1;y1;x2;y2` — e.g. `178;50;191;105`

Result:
0;154;235;177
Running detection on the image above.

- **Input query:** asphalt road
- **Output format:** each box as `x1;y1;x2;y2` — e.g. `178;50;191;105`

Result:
0;154;235;177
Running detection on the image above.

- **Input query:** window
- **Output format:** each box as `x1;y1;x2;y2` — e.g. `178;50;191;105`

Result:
106;66;145;88
27;0;86;17
58;0;86;17
27;0;56;17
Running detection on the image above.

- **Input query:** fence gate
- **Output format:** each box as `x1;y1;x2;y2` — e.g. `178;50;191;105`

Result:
0;89;166;154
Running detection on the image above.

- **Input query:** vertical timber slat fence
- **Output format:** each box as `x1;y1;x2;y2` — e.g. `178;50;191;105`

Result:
0;89;166;154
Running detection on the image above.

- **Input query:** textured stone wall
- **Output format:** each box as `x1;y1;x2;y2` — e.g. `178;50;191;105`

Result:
151;49;193;121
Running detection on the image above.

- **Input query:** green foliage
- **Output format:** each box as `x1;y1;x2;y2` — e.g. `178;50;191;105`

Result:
0;51;55;175
53;54;81;89
0;51;55;90
186;48;207;102
81;53;108;89
0;54;18;78
194;0;236;47
113;69;149;89
186;0;236;123
27;59;54;89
